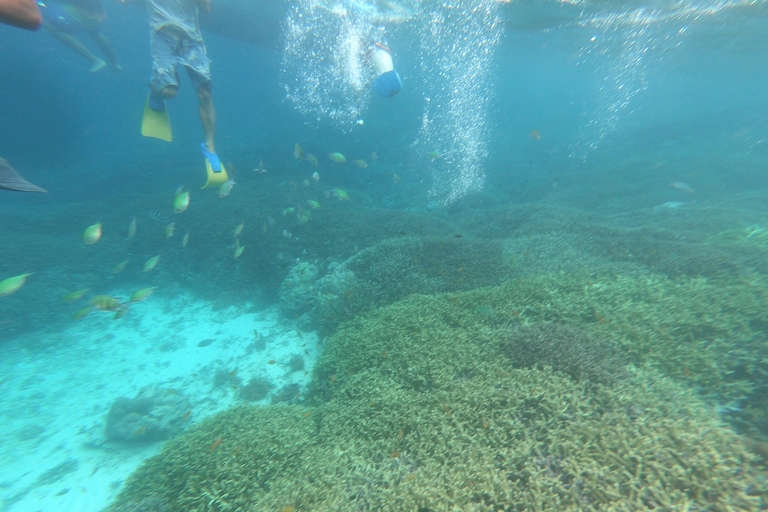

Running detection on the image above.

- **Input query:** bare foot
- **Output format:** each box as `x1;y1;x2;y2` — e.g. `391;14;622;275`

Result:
89;59;106;73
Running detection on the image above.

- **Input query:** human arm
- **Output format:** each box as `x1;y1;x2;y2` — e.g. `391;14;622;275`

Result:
196;0;210;13
0;0;42;30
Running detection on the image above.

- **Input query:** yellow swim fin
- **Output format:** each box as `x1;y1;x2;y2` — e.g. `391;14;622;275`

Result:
141;95;172;142
201;158;230;189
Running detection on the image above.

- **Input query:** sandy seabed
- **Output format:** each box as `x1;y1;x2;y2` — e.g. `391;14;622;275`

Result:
0;291;316;512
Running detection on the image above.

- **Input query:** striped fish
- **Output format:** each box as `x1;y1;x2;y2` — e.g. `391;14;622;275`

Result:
669;182;695;194
147;210;170;223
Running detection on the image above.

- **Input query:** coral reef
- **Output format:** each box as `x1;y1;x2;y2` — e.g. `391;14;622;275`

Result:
107;285;766;511
502;322;628;384
105;387;190;443
238;377;272;402
212;369;242;389
312;236;507;334
278;262;319;317
271;383;301;404
288;354;305;372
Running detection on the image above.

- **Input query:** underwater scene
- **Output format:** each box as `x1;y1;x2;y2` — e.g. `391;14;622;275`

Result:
2;0;768;510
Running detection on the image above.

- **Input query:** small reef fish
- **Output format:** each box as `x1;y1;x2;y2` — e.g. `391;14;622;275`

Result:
254;159;267;174
0;273;33;297
670;181;695;194
332;188;350;200
113;308;128;320
427;151;442;160
143;255;160;272
112;260;129;274
234;245;245;259
72;306;93;320
134;426;147;436
294;143;305;160
163;222;175;240
127;216;137;239
311;171;320;182
282;207;295;217
63;288;89;302
147;210;170;223
173;191;190;214
307;154;318;166
233;223;244;237
393;174;402;184
371;151;378;160
183;410;192;422
302;179;310;187
267;360;276;364
328;152;346;163
129;287;155;303
282;230;292;239
352;159;368;169
210;437;223;452
529;129;542;140
82;222;102;244
218;179;236;198
307;200;320;209
182;232;189;247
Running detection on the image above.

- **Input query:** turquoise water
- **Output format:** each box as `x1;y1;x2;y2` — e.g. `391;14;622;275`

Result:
2;1;768;510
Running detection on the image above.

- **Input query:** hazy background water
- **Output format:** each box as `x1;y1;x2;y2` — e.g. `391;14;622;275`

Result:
1;0;766;211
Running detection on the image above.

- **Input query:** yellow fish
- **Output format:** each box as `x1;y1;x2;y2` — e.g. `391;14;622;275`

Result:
182;232;189;247
328;152;346;163
352;159;368;169
234;245;245;259
143;255;160;272
112;260;129;274
163;222;175;240
307;200;320;209
393;174;402;184
72;306;93;320
427;151;442;160
173;191;190;213
294;143;305;160
129;287;155;303
83;222;102;244
113;308;128;320
332;188;350;200
307;154;318;166
218;179;235;199
233;223;244;237
127;216;137;239
311;171;320;182
63;288;89;302
0;273;33;297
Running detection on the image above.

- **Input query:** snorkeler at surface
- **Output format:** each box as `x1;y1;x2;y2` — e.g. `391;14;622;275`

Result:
124;0;228;188
319;0;406;97
38;0;121;73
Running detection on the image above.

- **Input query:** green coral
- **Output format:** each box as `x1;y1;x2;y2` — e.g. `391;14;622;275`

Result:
107;276;767;512
312;236;508;335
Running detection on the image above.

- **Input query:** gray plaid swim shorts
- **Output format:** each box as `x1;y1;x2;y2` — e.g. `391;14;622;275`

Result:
150;29;211;93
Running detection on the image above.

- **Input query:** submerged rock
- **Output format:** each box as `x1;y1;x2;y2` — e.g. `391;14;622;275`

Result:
105;387;190;443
